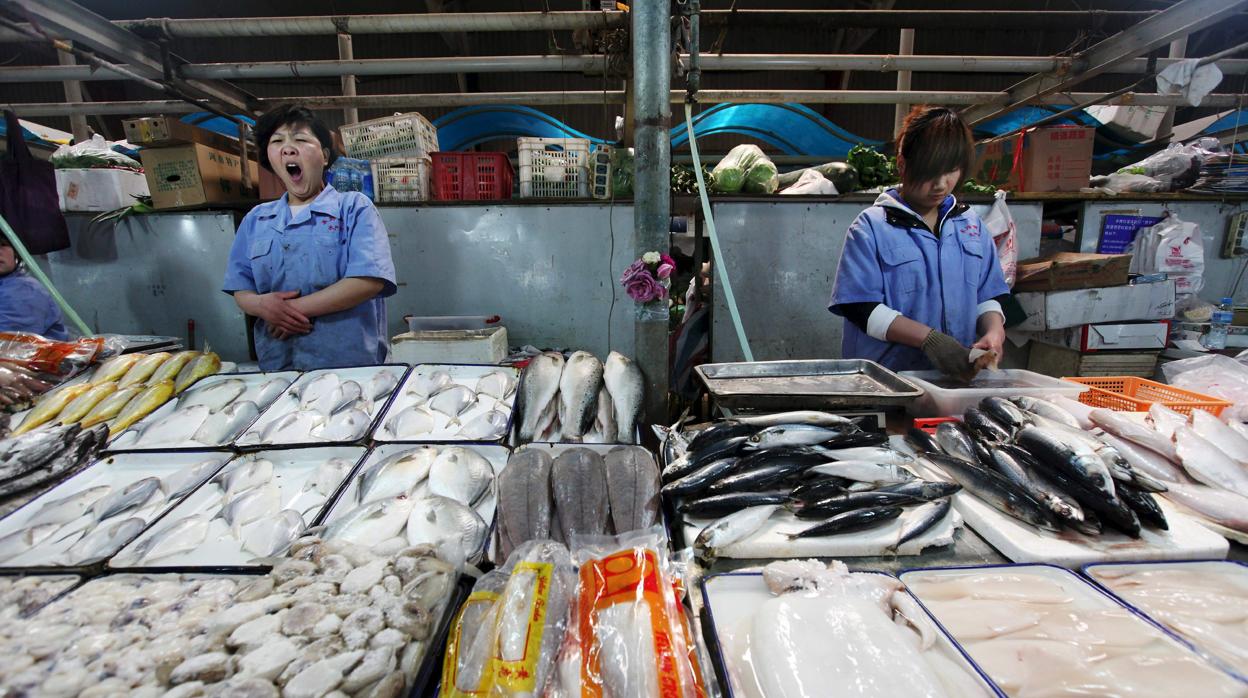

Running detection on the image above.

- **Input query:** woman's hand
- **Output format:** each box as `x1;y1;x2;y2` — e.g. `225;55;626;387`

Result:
236;290;312;335
973;321;1006;362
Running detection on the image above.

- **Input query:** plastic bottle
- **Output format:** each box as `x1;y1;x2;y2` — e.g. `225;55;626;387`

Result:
1205;297;1234;350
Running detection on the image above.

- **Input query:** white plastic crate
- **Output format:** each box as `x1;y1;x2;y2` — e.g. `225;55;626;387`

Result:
339;111;439;159
591;144;613;200
371;157;431;203
517;136;591;198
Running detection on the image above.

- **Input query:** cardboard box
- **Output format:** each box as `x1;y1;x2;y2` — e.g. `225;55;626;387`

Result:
1014;252;1133;291
123;116;243;154
1023;321;1170;352
1015;279;1176;331
974;125;1094;192
1028;343;1159;378
140;143;258;210
55;168;149;212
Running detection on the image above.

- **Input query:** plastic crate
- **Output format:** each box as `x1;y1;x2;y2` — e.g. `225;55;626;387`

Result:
370;157;431;203
339;111;439;160
430;152;514;201
1063;376;1232;417
517;136;591;198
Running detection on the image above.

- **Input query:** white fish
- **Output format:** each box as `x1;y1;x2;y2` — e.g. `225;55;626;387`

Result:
307;380;364;417
24;485;113;527
192;400;261;446
313;408;371;442
1048;394;1095;430
251;376;293;406
516;353;564;442
1225;416;1248;443
405;495;488;564
299;373;341;409
603;351;644;444
366;370;400;401
428;447;495;507
387;405;437;439
124;514;209;564
694;505;778;562
1097;431;1188;484
92;477;162;522
407;370;453;402
558;351;604;441
1090;408;1178;462
733;410;858;428
1191;409;1248;464
327;495;415;545
1148;403;1190;441
220;459;274;498
429;385;478;424
1174;425;1248;495
305;457;354;498
358;447;438;503
808;460;916;484
161;458;224;501
135;404;212;447
178;378;247;413
64;517;145;564
260;409;325;443
817;446;914;465
476;370;517;401
457;410;509;441
242;509;305;557
218;483;281;538
1165;482;1248;532
586;384;617;444
0;523;61;562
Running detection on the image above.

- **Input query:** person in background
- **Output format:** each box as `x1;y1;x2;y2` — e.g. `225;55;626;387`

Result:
223;105;397;371
829;105;1009;380
0;236;69;340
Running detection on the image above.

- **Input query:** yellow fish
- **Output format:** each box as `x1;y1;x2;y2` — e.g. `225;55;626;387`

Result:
174;352;222;394
118;352;172;388
80;384;146;428
148;350;199;385
55;381;119;426
110;379;175;435
11;383;92;435
90;354;142;386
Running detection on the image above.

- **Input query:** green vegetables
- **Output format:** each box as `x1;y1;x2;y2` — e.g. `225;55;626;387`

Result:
671;164;714;195
711;144;778;194
960;178;998;195
612;150;635;198
846;144;898;190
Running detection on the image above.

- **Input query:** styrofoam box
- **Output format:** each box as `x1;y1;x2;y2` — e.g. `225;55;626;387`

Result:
391;326;509;365
702;571;1004;698
1015;280;1176;331
236;365;408;447
899;368;1089;417
111;446;366;569
0;451;234;569
55;168;150;212
375;364;518;443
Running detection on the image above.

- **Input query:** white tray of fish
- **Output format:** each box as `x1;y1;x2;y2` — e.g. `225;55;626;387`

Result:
901;564;1248;697
236;365;408;447
702;564;1003;698
110;446;366;569
374;364;518;443
1083;560;1248;681
512;350;644;445
0;451;234;569
0;573;80;619
320;443;506;565
108;371;300;451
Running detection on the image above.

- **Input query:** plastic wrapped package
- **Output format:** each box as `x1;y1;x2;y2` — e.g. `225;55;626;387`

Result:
50;134;142;170
710;144;764;193
440;569;511;697
982;190;1018;287
742;156;779;194
1162;353;1248;422
0;332;105;376
778;168;837;196
559;527;707;698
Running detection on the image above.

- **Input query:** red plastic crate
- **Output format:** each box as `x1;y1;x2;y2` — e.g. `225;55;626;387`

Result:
431;152;514;201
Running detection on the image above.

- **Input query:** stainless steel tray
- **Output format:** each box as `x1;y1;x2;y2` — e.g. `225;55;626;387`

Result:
694;359;924;410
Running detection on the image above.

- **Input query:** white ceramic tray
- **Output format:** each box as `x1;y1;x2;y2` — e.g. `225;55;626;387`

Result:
110;446;367;569
374;363;518;443
236;364;408;447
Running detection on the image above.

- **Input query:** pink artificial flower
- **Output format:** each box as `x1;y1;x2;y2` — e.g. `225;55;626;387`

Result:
660;254;677;269
625;274;661;303
618;259;647;286
656;263;674;280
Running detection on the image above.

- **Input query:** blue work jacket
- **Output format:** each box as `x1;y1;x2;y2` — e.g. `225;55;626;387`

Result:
0;268;69;340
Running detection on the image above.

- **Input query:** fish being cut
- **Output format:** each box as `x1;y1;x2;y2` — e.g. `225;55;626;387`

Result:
497;449;554;560
192;400;260;445
557;351;604;441
358;447;437;504
516;353;564;442
405;495;488;564
259;409;325;443
1174;425;1248;496
603;351;643;444
604;446;661;534
551;448;609;540
428;447;494;507
134;404;211;446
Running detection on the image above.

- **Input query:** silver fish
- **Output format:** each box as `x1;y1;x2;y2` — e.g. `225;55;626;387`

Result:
428;447;495;507
457;410;509;441
808;460;916;484
313;408;371;442
0;523;61;562
888;498;952;552
135;404;211;447
694;505;778;563
25;485;113;527
242;509;305;557
745;423;856;450
65;517;146;564
1174;425;1248;496
387;405;437;439
586;384;617;444
327;495;415;545
359;447;438;503
178;378;246;413
428;385;478;424
1090;408;1179;462
405;495;488;564
557;351;604;441
92;477;162;522
732;411;857;428
475;370;517;401
1192;409;1248;464
516;353;564;442
1011;396;1082;430
1097;431;1188;484
220;459;274;498
305;457;354;498
307;380;363;417
251;376;294;407
124;514;209;564
218;483;281;538
816;446;914;465
935;422;980;464
407;370;452;402
260;410;325;444
192;400;260;445
551;448;608;540
366;370;401;401
299;373;342;409
603;352;643;444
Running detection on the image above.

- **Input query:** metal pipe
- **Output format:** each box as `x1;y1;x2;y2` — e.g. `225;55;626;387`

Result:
632;0;671;426
893;29;914;136
55;45;89;141
337;33;358;125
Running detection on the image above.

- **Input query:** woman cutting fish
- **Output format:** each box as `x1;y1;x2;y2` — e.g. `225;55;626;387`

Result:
223;105;396;371
829;106;1009;380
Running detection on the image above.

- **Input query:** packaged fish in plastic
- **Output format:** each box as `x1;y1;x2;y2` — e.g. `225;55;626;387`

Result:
439;569;511;696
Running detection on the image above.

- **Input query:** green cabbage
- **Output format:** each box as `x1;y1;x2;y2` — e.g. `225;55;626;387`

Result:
711;144;765;193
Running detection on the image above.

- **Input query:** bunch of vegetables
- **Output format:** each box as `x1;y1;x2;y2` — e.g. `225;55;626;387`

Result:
671;164;714;195
846;144;898;190
710;144;779;194
959;178;998;195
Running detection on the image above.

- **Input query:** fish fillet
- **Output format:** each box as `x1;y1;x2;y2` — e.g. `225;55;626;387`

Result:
603;446;661;534
551;449;608;541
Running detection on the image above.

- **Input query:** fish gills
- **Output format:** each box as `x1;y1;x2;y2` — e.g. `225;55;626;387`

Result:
604;446;661;534
551;448;609;540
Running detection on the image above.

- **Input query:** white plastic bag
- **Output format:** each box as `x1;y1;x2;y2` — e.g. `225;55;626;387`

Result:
1162;354;1248;422
982;190;1019;287
50;134;141;170
1155;216;1205;297
779;168;838;196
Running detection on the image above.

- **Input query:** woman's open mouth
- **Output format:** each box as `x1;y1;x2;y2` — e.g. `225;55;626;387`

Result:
284;161;304;184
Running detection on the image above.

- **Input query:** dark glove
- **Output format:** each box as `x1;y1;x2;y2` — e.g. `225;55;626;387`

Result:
921;330;976;382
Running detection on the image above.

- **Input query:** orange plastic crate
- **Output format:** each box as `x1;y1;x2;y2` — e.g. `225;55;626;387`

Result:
1062;376;1231;417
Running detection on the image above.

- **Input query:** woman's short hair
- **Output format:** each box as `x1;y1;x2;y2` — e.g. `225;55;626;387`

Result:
253;104;337;173
895;105;974;187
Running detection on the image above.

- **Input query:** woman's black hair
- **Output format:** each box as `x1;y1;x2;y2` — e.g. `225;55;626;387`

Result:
895;105;974;188
253;104;337;173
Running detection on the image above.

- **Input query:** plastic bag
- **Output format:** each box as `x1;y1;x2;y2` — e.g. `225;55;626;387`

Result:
557;527;707;698
1091;172;1168;193
742;156;779;194
982;190;1019;287
710;144;764;193
50;134;142;170
1154;216;1205;297
1162;354;1248;421
779;168;838;196
440;569;511;697
1115;141;1216;191
326;156;375;200
0;332;104;376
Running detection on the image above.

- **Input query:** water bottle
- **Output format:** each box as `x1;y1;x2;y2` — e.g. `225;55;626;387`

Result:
1205;297;1234;350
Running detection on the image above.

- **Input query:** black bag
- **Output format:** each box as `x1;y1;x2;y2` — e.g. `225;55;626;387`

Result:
0;110;70;255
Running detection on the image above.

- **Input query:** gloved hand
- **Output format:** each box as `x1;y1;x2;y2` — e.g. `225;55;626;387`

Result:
921;330;976;382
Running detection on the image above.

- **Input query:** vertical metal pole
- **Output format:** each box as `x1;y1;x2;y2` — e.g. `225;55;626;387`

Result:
894;28;915;136
337;32;360;125
56;44;90;141
632;0;672;426
1157;36;1188;142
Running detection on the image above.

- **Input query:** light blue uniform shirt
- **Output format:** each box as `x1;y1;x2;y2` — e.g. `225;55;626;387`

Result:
0;268;69;340
829;190;1009;371
223;185;396;371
